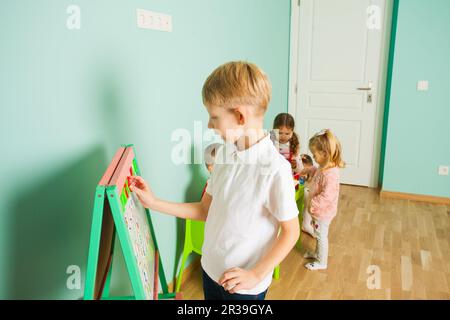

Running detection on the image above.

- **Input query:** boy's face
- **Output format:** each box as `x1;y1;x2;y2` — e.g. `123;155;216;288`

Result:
206;104;243;143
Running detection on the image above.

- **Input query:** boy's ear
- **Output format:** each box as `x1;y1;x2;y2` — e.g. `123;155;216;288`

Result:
233;106;246;125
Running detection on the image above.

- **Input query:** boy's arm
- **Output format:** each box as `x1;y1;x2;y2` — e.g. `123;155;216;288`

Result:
129;176;211;221
219;216;299;293
151;193;211;221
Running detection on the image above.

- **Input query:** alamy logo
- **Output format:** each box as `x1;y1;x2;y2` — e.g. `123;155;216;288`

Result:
366;5;382;30
66;5;81;30
366;265;381;289
66;265;81;290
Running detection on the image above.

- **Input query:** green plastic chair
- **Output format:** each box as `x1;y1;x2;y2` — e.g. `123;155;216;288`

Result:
175;218;205;292
295;184;305;249
273;184;305;280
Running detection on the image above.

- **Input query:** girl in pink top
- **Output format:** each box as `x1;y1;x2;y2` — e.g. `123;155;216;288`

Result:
303;129;345;271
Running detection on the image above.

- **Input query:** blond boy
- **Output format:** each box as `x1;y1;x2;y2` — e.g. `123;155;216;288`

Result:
130;61;299;300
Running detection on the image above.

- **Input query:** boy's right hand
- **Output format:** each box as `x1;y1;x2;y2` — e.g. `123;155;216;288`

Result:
128;176;156;209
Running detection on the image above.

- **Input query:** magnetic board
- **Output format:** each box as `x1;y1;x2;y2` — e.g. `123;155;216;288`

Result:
84;145;174;300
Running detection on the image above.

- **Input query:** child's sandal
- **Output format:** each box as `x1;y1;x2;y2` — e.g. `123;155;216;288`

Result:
304;261;327;270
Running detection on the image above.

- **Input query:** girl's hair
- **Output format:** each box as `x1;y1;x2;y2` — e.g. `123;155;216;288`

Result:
273;113;300;156
309;129;345;168
300;154;313;166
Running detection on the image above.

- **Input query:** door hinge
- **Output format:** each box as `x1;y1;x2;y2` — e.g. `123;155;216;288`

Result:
297;0;301;6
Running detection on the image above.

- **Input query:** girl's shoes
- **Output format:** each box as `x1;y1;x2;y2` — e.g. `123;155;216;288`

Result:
304;261;327;271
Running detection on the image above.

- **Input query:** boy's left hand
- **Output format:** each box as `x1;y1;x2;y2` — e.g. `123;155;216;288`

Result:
218;267;261;294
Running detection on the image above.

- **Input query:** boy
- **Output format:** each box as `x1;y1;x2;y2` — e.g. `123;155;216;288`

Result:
300;154;317;182
129;61;299;300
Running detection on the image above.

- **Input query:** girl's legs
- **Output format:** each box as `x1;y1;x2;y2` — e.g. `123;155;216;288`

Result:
302;208;315;237
305;219;330;270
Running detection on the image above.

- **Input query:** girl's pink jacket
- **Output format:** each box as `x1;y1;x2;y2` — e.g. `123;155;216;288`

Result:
308;167;340;222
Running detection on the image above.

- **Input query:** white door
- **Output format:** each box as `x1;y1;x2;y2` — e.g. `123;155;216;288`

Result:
293;0;388;186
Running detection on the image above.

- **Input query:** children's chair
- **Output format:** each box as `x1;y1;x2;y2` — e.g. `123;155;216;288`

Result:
175;219;205;292
295;184;305;249
273;184;305;280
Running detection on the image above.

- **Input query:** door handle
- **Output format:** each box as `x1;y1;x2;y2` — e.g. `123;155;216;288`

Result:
357;81;373;91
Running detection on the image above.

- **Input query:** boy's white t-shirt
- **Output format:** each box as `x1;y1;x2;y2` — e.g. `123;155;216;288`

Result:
202;133;299;295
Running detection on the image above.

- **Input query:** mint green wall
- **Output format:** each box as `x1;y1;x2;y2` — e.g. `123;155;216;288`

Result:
381;0;450;198
0;0;291;299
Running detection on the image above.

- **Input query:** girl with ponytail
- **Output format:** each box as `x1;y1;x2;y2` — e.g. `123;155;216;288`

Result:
270;113;303;174
302;129;345;271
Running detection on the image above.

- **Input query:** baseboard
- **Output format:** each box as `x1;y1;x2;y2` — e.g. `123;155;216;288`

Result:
380;190;450;205
167;257;201;292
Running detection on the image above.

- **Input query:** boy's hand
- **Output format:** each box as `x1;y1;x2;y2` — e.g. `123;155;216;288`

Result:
218;267;261;294
128;176;157;209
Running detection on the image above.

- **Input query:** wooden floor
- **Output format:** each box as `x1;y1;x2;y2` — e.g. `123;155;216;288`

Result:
180;185;450;300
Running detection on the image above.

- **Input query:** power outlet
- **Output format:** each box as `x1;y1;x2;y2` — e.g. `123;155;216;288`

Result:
417;80;429;91
137;8;172;32
438;165;449;176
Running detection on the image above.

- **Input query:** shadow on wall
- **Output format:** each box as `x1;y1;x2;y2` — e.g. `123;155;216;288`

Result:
8;146;108;299
92;66;136;296
94;66;128;155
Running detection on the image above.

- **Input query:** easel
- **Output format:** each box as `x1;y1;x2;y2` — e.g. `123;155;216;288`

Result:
84;145;179;300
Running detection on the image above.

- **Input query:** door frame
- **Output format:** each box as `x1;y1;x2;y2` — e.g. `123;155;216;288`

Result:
288;0;395;188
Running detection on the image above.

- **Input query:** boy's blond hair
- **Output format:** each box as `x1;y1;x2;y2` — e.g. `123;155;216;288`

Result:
202;61;272;116
309;129;345;168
